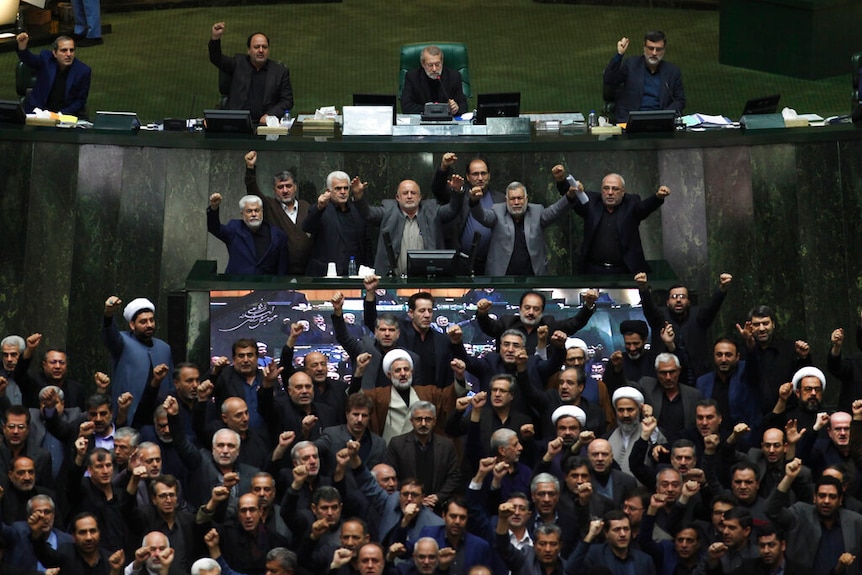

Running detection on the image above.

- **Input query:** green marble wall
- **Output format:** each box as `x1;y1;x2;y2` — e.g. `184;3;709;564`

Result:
2;133;862;407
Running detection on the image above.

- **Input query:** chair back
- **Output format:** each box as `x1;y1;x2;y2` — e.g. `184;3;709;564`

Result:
398;42;471;100
852;51;861;104
16;60;37;103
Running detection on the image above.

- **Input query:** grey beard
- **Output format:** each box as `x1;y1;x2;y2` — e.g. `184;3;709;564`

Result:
618;421;639;436
392;377;413;391
245;220;262;231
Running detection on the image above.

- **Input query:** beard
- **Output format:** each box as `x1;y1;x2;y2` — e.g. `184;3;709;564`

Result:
392;376;413;391
618;420;639;437
245;218;262;231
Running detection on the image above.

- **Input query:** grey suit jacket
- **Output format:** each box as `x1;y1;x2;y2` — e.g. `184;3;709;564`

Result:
355;195;464;276
470;194;575;276
766;488;862;575
640;377;703;433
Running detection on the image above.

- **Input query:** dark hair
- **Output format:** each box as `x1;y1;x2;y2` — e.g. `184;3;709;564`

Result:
695;398;721;414
560;366;586;387
246;32;270;48
86;393;111;411
674;521;703;541
602;509;629;531
5;404;30;425
644;30;667;44
563;456;591;474
722;507;752;530
442;497;468;515
346;392;374;414
273;170;296;185
710;493;739;508
70;512;99;532
622;486;652;509
730;461;758;478
53;35;74;50
149;474;179;498
815;475;844;493
713;336;738;351
747;305;775;323
312;485;341;506
756;522;785;541
468;155;491;173
232;338;259;357
671;439;696;454
400;477;424;494
88;447;113;467
172;362;199;382
408;292;434;311
506;491;532;511
519;290;546;311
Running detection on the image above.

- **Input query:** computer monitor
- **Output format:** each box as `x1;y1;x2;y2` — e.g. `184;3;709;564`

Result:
406;250;458;278
742;94;780;116
475;92;521;125
0;100;25;125
625;109;677;133
353;93;397;124
204;109;253;134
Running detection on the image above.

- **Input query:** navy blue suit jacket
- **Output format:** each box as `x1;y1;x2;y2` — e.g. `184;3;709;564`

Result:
0;523;72;572
17;49;91;116
603;53;685;122
418;525;491;574
207;208;289;275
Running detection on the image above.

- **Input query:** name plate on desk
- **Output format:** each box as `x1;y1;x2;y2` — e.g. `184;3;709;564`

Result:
392;123;487;137
486;117;531;135
342;106;393;135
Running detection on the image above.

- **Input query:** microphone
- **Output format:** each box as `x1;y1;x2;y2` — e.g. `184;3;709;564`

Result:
382;231;398;278
435;73;451;104
466;231;482;278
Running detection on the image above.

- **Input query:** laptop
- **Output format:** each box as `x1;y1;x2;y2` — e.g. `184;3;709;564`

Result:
742;94;781;116
475;92;520;125
625;109;677;133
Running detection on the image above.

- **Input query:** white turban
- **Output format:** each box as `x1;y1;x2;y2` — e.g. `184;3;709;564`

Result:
612;386;644;407
565;337;588;352
123;298;155;322
792;366;826;391
551;405;586;427
382;349;413;374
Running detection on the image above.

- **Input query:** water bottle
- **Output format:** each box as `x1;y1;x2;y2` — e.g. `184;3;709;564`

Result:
588;109;597;129
348;256;357;277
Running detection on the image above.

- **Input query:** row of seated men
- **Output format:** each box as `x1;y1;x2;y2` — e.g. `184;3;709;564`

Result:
208;150;668;278
4;277;862;575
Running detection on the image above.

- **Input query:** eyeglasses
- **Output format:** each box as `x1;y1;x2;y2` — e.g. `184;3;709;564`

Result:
5;423;26;431
669;294;688;300
155;492;177;500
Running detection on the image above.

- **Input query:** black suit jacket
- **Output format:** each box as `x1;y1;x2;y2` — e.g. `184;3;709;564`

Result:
208;39;294;117
400;67;467;115
385;432;461;503
556;179;665;274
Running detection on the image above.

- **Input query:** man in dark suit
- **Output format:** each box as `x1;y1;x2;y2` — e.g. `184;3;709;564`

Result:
641;353;703;441
766;463;862;575
566;510;657;575
602;30;685;123
363;279;454;388
15;33;90;117
553;165;668;274
475;289;597;355
354;179;464;277
302;171;371;277
314;392;386;477
400;46;467;116
431;154;506;275
207;193;289;275
208;22;293;124
470;181;580;276
244;150;312;275
385;401;461;510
